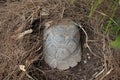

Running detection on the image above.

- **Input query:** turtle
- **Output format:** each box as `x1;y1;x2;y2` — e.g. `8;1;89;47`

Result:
43;19;82;70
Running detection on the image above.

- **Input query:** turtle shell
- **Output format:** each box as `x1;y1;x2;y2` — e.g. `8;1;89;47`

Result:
43;19;81;70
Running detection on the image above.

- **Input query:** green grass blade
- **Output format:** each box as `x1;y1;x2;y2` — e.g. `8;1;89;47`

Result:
105;3;119;33
89;0;104;18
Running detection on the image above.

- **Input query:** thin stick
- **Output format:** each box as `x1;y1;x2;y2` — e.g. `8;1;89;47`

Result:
17;29;33;39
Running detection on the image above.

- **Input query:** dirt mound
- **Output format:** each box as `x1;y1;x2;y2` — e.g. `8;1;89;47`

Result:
0;0;120;80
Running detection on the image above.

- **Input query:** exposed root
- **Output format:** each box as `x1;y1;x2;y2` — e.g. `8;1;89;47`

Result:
76;23;101;58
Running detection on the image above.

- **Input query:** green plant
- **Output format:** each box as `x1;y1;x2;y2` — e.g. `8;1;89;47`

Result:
89;0;120;48
89;0;104;17
105;0;119;33
110;35;120;48
105;0;120;48
109;17;120;48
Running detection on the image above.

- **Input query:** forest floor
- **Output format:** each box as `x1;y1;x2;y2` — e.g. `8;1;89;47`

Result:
0;0;120;80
